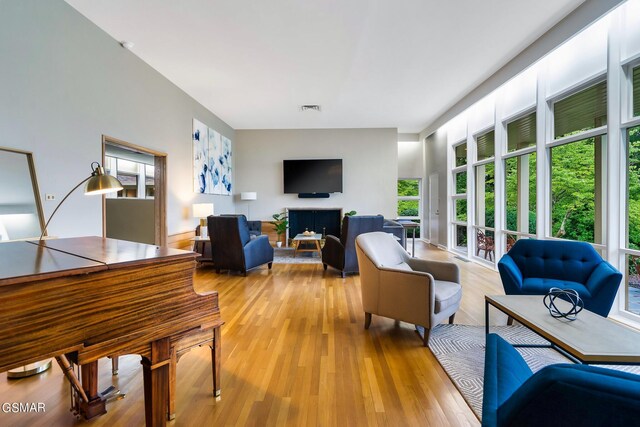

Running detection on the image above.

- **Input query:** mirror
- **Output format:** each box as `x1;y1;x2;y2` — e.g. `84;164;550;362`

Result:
0;147;44;241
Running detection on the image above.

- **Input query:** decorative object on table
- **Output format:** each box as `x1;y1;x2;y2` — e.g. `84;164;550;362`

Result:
543;287;584;321
269;211;288;247
355;232;461;345
193;203;214;238
240;191;257;219
497;239;622;317
17;162;122;379
322;214;384;277
192;118;232;195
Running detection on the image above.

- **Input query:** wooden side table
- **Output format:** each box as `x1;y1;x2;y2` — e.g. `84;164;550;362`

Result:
191;236;212;264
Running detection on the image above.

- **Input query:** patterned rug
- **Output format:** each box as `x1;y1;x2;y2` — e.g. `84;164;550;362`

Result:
273;247;322;264
428;324;640;420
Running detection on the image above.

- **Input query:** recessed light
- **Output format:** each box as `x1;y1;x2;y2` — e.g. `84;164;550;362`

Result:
300;105;321;112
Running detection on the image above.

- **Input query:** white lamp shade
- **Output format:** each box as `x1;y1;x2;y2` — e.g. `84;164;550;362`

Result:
241;192;257;201
193;203;214;218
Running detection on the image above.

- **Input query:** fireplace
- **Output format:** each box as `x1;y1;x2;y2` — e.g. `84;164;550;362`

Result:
287;208;342;241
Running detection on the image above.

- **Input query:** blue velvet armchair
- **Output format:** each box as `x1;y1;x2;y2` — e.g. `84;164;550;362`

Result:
208;215;273;276
498;239;622;317
322;215;384;277
482;333;640;427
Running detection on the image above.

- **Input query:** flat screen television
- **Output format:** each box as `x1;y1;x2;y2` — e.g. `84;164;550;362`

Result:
283;159;343;194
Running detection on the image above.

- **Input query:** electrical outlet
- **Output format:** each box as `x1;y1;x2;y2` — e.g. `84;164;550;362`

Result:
45;194;55;201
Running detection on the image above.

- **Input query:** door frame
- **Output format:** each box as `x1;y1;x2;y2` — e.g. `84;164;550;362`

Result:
102;135;168;246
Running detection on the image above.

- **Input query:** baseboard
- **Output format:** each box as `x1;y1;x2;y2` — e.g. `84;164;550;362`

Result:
167;230;195;250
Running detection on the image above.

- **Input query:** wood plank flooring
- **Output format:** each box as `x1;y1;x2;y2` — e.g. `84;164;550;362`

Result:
0;242;505;426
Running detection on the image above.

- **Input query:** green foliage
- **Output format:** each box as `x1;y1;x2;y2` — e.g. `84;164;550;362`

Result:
269;212;288;236
550;138;597;242
344;210;357;217
455;172;466;194
504;154;537;234
398;200;418;217
629;126;640;250
397;179;419;196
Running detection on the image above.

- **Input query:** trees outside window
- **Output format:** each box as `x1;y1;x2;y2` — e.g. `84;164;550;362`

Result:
397;179;421;235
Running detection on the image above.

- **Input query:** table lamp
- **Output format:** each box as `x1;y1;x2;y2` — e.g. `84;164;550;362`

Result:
193;203;214;238
241;192;257;220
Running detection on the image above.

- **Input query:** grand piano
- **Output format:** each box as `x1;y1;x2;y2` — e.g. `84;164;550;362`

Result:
0;236;223;426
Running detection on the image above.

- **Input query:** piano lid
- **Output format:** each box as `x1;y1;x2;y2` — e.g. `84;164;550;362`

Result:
0;241;106;286
31;236;195;268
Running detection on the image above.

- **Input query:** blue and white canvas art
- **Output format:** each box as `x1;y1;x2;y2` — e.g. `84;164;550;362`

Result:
193;118;232;195
220;135;232;195
193;119;209;193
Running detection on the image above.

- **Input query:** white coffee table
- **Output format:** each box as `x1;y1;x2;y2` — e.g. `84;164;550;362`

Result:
292;233;323;258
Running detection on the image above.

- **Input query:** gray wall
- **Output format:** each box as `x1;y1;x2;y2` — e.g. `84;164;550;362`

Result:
0;0;235;239
235;129;398;221
106;199;155;244
425;129;448;247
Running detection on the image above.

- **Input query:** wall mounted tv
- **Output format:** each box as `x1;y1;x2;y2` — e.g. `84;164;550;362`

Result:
283;159;343;194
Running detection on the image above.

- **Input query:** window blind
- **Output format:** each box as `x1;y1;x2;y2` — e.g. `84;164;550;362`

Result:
507;112;536;152
554;80;607;139
633;66;640;118
455;144;467;167
476;130;495;161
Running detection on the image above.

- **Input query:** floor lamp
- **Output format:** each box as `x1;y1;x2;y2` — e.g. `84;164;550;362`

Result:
241;192;257;220
8;162;123;378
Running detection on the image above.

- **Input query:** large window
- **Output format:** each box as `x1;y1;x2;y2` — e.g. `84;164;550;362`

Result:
504;112;537;250
397;179;421;234
451;142;467;251
625;125;640;315
473;130;495;261
550;81;606;245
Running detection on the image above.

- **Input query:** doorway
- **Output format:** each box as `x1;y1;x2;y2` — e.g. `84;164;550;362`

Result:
102;136;167;246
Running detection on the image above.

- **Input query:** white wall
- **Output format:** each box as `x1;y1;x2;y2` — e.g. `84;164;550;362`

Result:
398;140;423;179
235;129;398;221
0;0;235;239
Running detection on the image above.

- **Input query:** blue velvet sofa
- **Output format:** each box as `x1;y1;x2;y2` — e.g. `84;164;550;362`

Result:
498;239;622;317
482;333;640;426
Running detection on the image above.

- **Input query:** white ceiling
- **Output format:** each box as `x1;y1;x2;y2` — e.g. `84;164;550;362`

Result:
66;0;585;133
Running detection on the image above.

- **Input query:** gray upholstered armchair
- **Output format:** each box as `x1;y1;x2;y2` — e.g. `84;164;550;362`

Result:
322;215;384;277
355;232;462;346
208;215;273;276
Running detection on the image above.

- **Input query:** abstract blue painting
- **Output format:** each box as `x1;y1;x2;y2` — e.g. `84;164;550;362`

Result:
193;119;209;193
193;118;232;195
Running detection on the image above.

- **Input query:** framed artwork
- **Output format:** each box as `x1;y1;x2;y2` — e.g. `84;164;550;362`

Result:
193;119;232;195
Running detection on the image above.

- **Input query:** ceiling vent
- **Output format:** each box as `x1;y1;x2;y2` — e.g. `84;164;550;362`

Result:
300;105;321;112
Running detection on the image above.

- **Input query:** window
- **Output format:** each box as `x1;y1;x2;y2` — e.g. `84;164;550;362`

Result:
473;130;495;261
550;136;605;244
504;112;537;250
397;179;421;234
105;155;155;199
625;125;640;315
451;142;468;251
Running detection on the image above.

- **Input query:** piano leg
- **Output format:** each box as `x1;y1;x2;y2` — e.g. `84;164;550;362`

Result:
142;338;170;427
80;361;107;419
167;347;177;421
212;326;221;397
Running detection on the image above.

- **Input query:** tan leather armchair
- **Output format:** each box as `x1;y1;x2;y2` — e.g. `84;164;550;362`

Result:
355;232;462;346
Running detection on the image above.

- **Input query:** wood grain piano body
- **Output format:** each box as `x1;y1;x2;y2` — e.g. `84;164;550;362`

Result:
0;237;223;426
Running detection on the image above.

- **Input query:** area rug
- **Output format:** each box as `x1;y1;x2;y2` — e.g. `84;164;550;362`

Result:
273;247;322;264
428;324;640;420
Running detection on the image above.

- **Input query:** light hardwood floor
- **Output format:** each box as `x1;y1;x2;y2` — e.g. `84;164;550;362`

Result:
0;241;506;427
